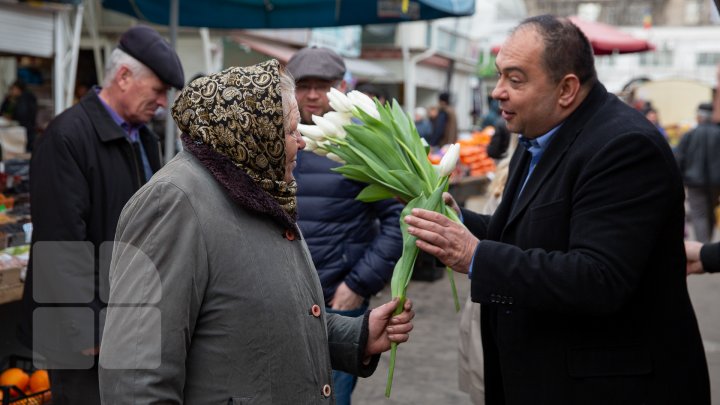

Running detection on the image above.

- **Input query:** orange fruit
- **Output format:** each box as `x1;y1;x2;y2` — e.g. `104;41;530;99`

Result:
0;367;30;394
29;370;50;393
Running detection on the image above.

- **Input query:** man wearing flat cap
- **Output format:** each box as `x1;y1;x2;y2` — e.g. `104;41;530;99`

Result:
288;47;403;404
18;25;184;405
675;101;720;243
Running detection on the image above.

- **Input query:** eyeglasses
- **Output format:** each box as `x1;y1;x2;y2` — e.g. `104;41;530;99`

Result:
295;81;337;95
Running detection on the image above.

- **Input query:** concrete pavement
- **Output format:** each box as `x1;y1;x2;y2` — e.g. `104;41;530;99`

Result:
354;273;474;405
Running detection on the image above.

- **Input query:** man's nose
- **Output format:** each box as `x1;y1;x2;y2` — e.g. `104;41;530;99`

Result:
490;83;505;100
307;87;322;98
158;91;168;108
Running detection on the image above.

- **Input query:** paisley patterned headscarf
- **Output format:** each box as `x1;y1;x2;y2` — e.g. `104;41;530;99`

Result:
171;59;296;217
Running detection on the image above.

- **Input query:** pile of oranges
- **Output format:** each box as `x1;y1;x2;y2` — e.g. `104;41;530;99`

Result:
0;367;51;404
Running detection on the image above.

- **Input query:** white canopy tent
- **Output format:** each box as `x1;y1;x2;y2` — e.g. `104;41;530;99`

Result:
0;1;85;116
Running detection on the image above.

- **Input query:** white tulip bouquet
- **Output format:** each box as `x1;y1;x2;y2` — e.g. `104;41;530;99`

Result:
298;88;462;397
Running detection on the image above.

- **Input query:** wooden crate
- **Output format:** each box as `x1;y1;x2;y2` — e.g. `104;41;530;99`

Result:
0;266;23;305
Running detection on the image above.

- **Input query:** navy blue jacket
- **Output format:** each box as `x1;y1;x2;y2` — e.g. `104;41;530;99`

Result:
294;151;403;305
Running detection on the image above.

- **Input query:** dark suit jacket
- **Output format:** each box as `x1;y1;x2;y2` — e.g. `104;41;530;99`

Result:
464;82;710;404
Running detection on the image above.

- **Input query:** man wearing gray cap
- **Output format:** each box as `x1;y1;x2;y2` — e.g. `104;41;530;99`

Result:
18;25;184;405
287;47;403;404
675;102;720;242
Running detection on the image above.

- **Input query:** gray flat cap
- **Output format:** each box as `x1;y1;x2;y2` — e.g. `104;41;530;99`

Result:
118;25;185;89
286;47;346;82
698;102;713;113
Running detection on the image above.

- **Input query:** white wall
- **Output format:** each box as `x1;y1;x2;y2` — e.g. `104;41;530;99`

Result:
596;26;720;93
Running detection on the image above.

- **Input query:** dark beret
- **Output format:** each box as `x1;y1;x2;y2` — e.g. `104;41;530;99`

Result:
118;25;185;89
286;47;346;82
698;102;713;113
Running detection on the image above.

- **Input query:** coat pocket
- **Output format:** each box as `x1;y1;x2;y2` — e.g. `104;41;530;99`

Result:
528;198;566;223
567;344;653;377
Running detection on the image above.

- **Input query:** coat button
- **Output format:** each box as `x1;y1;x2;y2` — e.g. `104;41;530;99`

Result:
284;229;296;241
322;384;332;398
311;304;322;318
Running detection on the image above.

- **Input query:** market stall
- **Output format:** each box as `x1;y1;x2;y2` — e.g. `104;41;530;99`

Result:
0;158;30;307
429;126;495;207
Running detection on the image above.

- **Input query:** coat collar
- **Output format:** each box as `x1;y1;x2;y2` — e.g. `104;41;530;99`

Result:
499;81;609;230
79;87;128;143
79;87;159;145
79;87;162;174
181;133;299;233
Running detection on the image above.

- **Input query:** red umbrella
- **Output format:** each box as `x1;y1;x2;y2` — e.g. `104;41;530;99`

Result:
492;16;654;56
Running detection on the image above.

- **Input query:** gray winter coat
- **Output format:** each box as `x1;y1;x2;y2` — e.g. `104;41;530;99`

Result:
99;147;378;404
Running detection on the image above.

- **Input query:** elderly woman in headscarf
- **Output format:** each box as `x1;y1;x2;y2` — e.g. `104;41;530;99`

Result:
98;59;414;404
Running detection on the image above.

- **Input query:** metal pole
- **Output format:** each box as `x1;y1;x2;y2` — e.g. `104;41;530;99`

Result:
66;4;84;108
164;0;179;164
403;21;437;116
53;11;66;116
86;0;104;85
199;27;212;74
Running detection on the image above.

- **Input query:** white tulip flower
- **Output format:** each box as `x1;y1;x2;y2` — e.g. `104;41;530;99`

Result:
324;111;352;128
312;114;345;138
302;136;317;151
326;153;346;164
435;143;461;177
327;88;354;113
347;90;380;120
298;123;326;141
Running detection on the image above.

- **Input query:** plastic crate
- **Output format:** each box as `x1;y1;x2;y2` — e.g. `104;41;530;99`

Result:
0;355;51;405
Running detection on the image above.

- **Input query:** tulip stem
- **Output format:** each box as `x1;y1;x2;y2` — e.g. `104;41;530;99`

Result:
385;296;405;397
447;267;460;312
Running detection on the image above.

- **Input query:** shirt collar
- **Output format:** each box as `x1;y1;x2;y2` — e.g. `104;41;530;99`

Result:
518;124;562;155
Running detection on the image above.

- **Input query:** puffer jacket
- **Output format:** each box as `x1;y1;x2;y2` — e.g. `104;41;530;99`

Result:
295;151;403;305
674;122;720;187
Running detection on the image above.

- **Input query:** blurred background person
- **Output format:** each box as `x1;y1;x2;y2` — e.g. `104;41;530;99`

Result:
643;106;669;142
686;240;720;275
485;119;512;161
355;82;387;105
674;102;720;243
1;79;37;152
457;130;517;404
414;106;433;141
427;91;458;147
287;47;404;405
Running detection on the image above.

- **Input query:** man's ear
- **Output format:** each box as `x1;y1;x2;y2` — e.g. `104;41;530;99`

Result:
336;80;348;93
115;65;132;90
557;74;581;108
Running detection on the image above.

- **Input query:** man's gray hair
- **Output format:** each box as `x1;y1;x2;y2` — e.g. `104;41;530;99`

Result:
103;48;153;87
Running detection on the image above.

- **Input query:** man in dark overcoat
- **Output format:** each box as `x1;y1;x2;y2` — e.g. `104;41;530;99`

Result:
18;25;184;405
404;15;710;404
